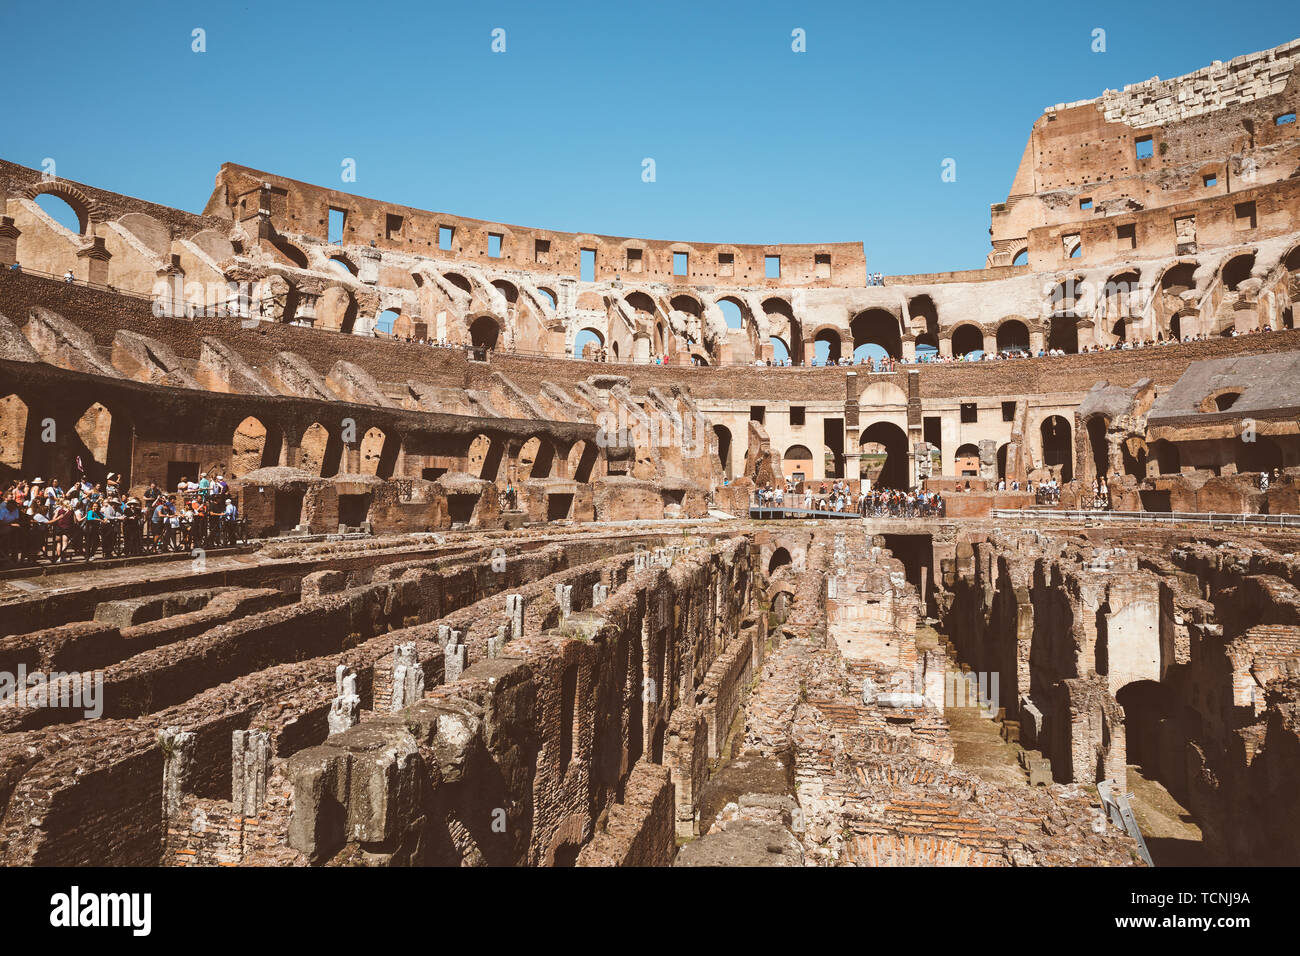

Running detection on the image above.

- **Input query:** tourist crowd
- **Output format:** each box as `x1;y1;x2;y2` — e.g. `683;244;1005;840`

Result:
0;470;246;566
752;479;946;518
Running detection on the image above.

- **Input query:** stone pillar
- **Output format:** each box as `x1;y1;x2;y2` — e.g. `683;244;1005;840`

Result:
978;439;999;480
505;593;525;641
328;665;360;735
634;550;649;572
939;336;953;359
159;726;195;818
390;643;425;711
442;626;466;681
232;729;271;817
555;583;573;621
0;216;20;266
592;583;608;607
77;235;112;286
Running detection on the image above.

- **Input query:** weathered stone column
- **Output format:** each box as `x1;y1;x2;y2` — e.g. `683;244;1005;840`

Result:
390;643;424;711
159;726;195;819
328;665;360;735
232;729;271;817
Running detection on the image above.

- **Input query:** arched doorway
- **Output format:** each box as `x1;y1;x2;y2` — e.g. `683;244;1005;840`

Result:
768;547;792;574
951;324;983;359
996;319;1030;354
470;315;500;349
1040;416;1073;482
859;421;910;489
954;443;980;477
714;424;732;479
813;328;842;365
850;309;901;361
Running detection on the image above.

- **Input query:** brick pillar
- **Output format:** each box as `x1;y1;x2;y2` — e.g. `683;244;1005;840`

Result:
0;216;20;266
77;235;112;286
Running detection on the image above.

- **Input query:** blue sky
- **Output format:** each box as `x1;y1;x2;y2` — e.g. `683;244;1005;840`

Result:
3;1;1297;275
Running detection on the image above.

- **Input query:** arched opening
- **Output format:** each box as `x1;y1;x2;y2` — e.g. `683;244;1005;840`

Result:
996;320;1030;354
470;315;500;350
714;424;732;479
996;443;1010;480
34;192;87;235
1047;315;1078;353
954;443;981;477
537;287;557;309
574;328;604;360
359;427;395;478
859;421;909;489
327;256;357;277
518;435;555;480
1237;434;1282;475
1011;249;1029;266
1221;254;1256;292
443;272;473;295
73;402;115;481
1086;416;1110;479
0;393;30;484
1040;416;1073;482
1160;262;1197;295
914;337;939;362
1169;312;1184;341
270;236;308;269
1102;271;1141;322
718;298;744;331
813;329;842;365
299;422;341;478
784;444;813;484
231;416;281;478
567;439;597;483
468;433;503;482
1049;278;1083;313
763;298;801;364
376;308;400;336
1143;440;1176;479
850;309;901;361
768;547;792;574
1116;680;1172;772
951;324;984;359
491;279;519;306
769;337;790;363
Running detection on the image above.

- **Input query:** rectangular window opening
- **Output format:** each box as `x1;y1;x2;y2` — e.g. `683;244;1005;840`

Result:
1117;223;1136;250
717;252;734;277
1079;197;1093;211
1235;201;1257;230
765;255;781;278
534;238;550;264
960;402;978;424
580;248;596;282
1203;173;1218;188
328;208;346;244
673;251;689;276
627;248;642;273
1001;401;1017;422
750;405;765;423
385;213;404;240
438;225;454;251
488;233;502;258
790;406;805;426
1135;136;1154;159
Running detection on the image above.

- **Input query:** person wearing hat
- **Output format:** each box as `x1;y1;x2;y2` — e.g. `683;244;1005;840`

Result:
122;497;143;556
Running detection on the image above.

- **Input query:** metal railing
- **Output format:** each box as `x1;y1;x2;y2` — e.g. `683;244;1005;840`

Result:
990;508;1300;529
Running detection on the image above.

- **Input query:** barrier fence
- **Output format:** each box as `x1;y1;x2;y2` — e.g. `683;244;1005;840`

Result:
991;508;1300;529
